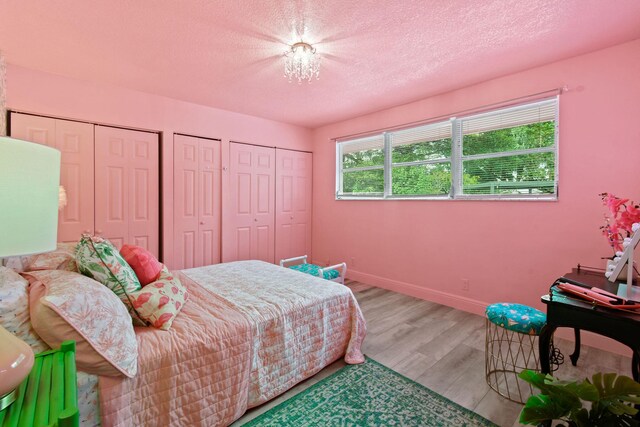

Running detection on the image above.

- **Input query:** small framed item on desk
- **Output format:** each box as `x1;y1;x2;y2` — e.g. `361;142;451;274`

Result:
0;341;78;427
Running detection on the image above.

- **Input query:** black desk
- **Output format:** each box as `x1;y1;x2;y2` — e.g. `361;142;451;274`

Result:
539;269;640;381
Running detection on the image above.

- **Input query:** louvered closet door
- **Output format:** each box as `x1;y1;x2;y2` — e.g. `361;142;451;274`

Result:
223;143;275;263
95;126;159;256
10;113;95;243
275;149;312;263
174;134;221;269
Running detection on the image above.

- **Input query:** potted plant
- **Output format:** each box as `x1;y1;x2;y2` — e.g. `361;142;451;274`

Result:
518;370;640;426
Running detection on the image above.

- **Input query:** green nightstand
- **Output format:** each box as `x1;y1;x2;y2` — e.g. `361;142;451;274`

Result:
0;341;78;427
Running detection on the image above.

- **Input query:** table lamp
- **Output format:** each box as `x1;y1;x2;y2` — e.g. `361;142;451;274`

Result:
0;136;61;411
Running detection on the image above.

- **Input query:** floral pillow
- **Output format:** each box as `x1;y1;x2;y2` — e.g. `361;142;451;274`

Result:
24;242;79;272
0;267;49;353
4;242;78;273
75;235;146;325
25;269;138;377
129;267;188;331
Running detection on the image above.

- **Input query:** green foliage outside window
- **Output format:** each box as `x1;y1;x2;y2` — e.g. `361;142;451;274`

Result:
340;121;555;197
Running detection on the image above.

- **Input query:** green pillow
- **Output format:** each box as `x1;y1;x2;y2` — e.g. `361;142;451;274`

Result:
75;235;146;325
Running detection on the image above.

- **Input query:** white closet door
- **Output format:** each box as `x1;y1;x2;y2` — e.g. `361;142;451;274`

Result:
198;138;222;266
10;113;94;243
223;142;275;263
275;149;312;263
174;134;221;269
95;126;159;256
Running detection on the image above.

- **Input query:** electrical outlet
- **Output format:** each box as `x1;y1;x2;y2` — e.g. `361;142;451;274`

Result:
462;279;470;291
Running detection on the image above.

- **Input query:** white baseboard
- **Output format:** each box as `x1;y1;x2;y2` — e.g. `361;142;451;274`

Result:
347;269;489;316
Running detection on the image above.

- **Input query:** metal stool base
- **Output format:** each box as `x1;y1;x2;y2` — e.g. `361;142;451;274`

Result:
485;318;541;404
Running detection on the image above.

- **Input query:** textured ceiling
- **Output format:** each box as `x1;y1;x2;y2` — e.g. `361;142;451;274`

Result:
1;0;639;128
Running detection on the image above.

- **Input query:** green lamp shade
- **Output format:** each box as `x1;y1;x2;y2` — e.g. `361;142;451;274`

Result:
0;136;61;257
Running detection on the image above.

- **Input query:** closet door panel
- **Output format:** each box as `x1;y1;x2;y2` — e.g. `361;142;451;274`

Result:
128;131;159;257
95;130;129;249
199;139;221;266
10;113;56;147
95;126;159;256
275;150;312;263
55;120;95;242
10;113;94;243
294;152;312;259
252;145;275;263
224;143;254;261
174;135;200;268
224;143;275;263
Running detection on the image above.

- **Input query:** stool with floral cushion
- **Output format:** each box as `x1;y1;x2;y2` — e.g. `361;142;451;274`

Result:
485;302;559;404
279;255;347;285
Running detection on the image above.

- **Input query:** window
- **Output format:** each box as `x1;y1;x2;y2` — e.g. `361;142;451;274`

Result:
336;98;558;200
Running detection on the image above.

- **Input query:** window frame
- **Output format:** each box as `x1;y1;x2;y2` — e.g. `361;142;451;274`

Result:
335;97;559;201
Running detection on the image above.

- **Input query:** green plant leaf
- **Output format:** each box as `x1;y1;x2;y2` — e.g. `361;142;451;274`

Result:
590;372;640;421
519;370;555;393
519;394;571;424
571;407;590;427
562;380;599;402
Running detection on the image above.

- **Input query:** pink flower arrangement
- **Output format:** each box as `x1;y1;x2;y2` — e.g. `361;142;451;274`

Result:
601;193;640;253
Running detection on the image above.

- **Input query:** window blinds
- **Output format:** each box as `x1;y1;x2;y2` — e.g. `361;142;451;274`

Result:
461;99;556;135
391;121;452;147
340;135;384;154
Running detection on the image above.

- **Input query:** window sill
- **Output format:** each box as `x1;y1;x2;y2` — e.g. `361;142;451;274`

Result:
335;195;558;201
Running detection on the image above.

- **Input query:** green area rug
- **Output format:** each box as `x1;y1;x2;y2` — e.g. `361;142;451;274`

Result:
242;357;496;426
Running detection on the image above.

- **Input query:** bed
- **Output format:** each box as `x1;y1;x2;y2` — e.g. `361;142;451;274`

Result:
8;260;366;427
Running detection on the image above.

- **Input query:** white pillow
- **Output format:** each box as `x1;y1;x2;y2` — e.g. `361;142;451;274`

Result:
0;266;49;352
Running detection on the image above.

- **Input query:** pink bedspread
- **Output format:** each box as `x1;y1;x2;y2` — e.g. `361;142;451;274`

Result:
99;261;366;426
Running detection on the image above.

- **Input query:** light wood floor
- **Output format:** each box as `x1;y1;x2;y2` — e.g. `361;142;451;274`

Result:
234;281;632;426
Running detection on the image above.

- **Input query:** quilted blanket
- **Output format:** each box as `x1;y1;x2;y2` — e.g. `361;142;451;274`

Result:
99;261;366;426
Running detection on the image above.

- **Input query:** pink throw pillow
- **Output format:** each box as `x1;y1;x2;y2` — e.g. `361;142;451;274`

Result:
120;244;163;286
128;267;188;331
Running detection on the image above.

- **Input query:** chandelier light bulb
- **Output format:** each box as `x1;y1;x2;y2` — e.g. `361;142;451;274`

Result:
284;41;320;84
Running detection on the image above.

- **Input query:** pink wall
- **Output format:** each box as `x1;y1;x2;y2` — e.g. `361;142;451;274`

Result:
5;64;312;268
312;39;640;353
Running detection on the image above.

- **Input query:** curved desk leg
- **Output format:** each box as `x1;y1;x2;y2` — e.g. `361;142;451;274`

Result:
539;325;557;375
569;328;581;366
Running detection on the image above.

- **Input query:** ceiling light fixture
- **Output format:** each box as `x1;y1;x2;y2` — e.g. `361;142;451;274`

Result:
284;41;320;84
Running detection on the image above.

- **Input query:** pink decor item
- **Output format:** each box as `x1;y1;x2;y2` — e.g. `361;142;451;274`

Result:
601;193;640;253
128;267;189;330
120;244;163;286
25;270;138;377
0;325;34;407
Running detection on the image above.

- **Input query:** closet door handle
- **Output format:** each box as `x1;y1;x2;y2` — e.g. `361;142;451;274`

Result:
290;216;294;220
254;218;258;222
200;221;205;225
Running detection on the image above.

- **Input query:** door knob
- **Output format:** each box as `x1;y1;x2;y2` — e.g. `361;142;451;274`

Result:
254;218;258;222
290;216;294;220
200;221;205;225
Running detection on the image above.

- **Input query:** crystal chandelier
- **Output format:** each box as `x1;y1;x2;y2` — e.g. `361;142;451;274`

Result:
284;41;320;84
